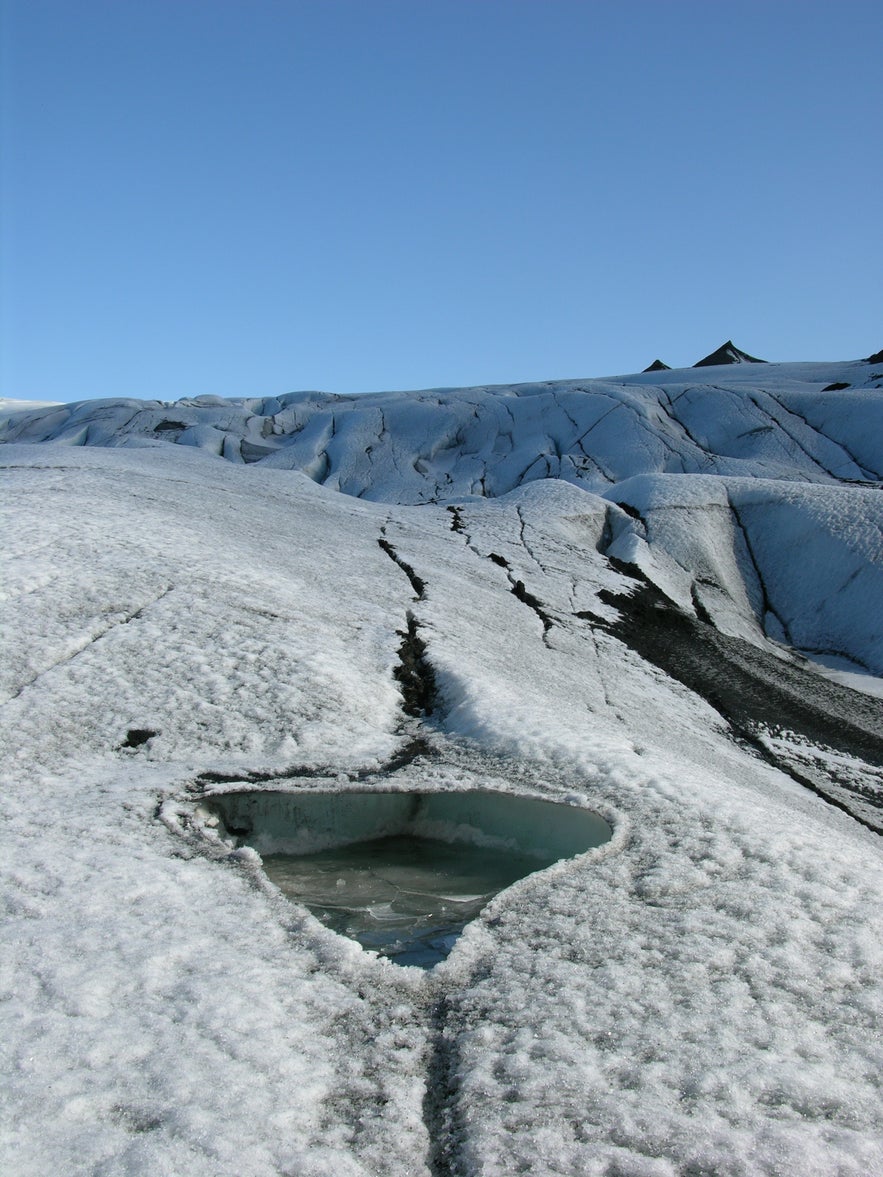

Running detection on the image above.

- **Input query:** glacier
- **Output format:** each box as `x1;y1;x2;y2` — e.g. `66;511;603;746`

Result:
1;352;882;1175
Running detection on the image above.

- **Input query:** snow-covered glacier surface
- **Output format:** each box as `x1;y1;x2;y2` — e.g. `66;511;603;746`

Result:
2;355;883;1175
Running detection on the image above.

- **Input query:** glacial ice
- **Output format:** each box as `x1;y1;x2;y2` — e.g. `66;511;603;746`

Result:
2;355;882;1176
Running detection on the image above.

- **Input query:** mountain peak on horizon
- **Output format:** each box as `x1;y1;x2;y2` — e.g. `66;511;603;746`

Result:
693;341;767;367
642;359;671;372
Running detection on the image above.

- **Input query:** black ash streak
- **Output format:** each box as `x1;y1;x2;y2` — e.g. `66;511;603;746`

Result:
592;577;883;834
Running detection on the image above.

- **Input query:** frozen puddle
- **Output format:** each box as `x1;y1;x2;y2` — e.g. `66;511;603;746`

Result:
206;789;612;967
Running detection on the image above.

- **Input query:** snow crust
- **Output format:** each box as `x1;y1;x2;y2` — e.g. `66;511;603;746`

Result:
2;355;883;1175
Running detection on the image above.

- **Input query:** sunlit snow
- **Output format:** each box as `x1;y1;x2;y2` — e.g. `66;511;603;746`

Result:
2;354;882;1175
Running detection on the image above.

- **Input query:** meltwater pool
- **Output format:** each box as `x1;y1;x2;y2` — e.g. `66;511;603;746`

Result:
206;789;611;968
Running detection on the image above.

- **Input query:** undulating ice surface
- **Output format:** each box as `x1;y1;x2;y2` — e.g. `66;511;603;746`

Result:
199;789;611;966
2;353;883;1175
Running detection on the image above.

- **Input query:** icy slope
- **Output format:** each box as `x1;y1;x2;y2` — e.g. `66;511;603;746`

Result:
5;355;881;676
2;354;883;1176
604;473;883;674
3;356;881;499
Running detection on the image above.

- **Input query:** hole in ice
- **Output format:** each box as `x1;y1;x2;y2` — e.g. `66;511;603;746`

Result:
121;728;157;748
205;789;611;968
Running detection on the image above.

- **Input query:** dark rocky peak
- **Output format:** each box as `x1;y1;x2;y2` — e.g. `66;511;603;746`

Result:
642;359;671;372
865;347;883;364
693;341;767;367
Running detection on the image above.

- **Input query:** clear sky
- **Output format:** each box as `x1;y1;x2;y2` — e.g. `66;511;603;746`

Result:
2;0;881;403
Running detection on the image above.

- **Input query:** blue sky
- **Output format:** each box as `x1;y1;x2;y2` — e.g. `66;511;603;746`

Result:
2;0;881;402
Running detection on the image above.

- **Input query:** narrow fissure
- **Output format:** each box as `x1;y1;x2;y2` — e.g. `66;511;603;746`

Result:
508;576;554;636
394;610;438;718
656;386;721;467
745;390;837;481
514;506;546;572
5;585;175;707
377;528;439;723
446;506;465;534
379;534;426;600
764;389;879;481
727;496;792;642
